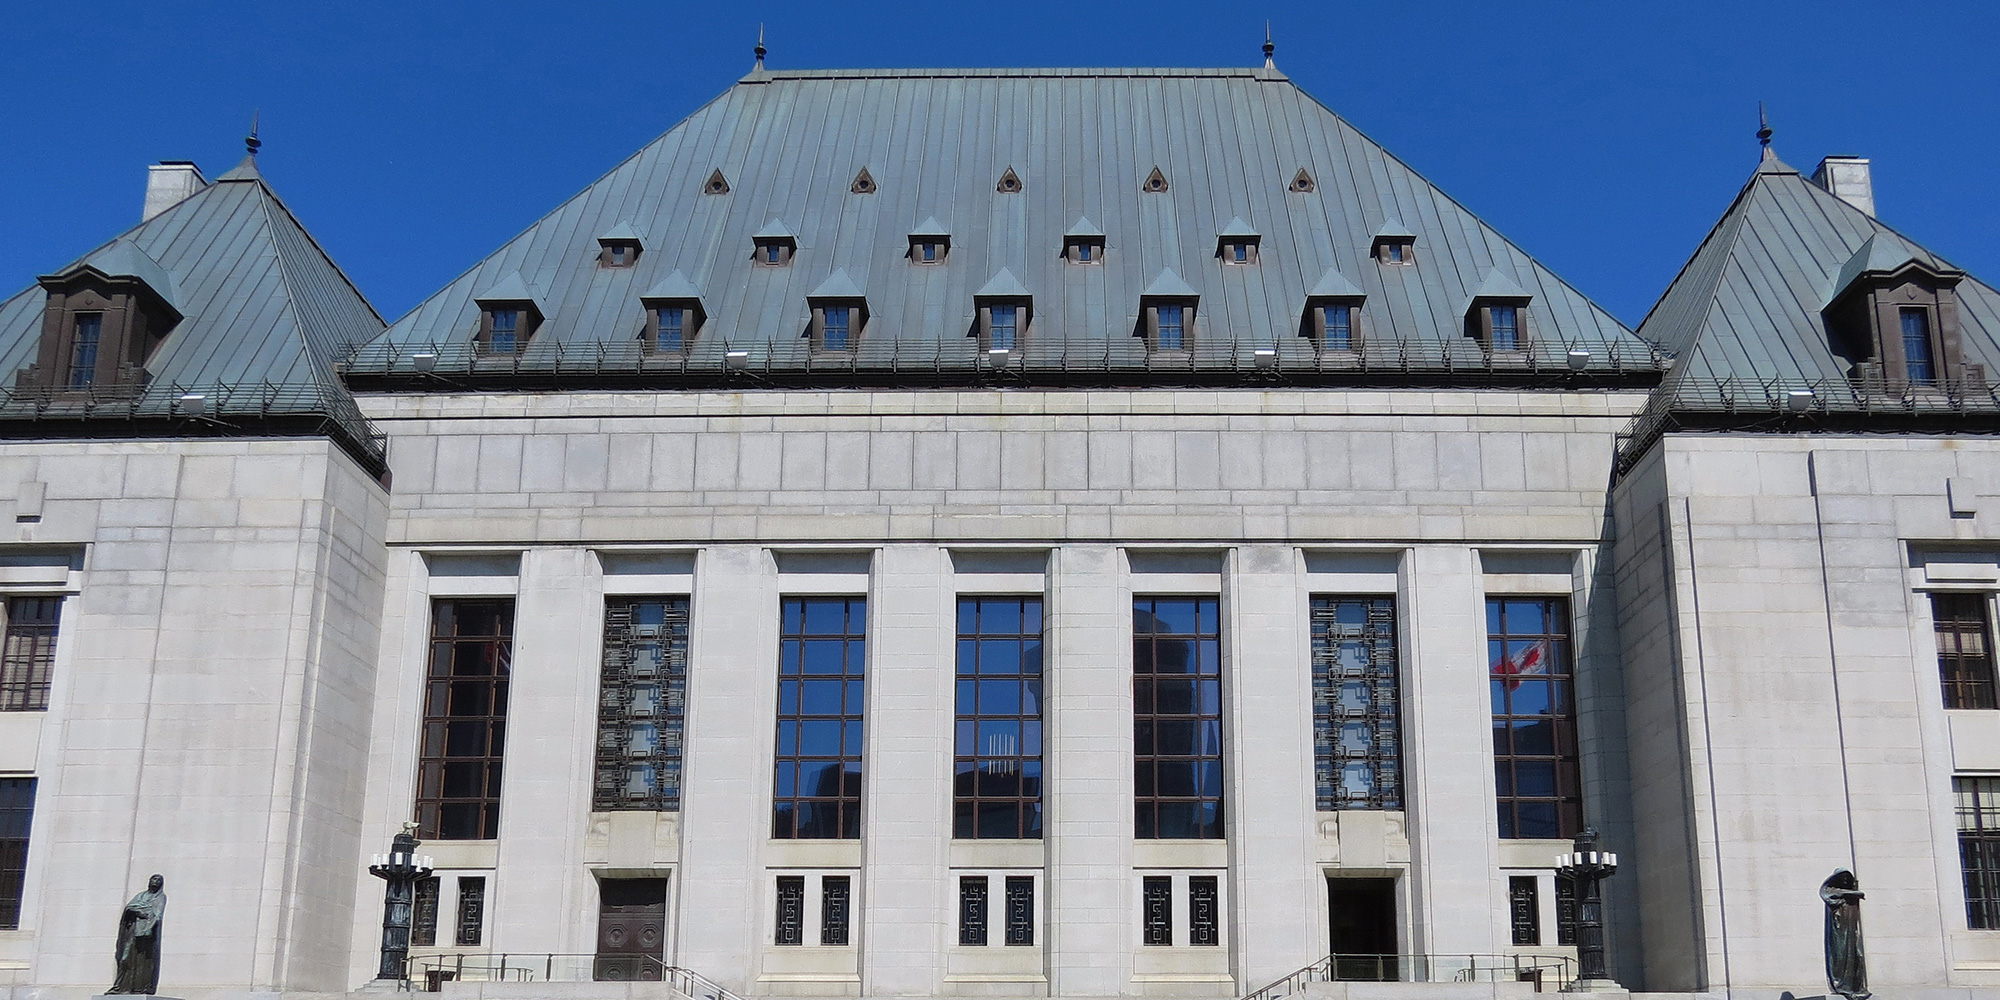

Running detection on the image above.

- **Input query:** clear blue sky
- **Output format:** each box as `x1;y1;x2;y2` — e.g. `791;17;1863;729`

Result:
3;1;1995;328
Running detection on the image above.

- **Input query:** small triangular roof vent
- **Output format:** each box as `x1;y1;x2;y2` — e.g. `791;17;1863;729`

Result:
1142;166;1169;193
808;269;866;301
997;166;1022;193
1289;168;1316;193
850;167;877;194
703;169;731;195
975;268;1031;300
1140;268;1198;299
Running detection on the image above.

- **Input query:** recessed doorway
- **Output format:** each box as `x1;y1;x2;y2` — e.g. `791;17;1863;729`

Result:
595;877;667;981
1327;876;1398;981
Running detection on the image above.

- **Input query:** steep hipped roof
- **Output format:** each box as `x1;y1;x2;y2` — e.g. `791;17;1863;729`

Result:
1635;151;2000;387
0;156;386;472
367;66;1642;371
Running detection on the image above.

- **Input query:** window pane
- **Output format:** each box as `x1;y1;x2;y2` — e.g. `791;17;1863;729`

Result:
1492;306;1519;350
773;598;866;839
1488;597;1580;840
1903;308;1936;383
955;597;1045;839
418;600;513;839
0;778;32;928
1324;305;1352;350
823;308;851;350
69;314;101;389
0;597;60;711
657;309;685;352
1934;594;1999;709
1157;306;1185;350
1314;597;1401;810
1134;597;1224;840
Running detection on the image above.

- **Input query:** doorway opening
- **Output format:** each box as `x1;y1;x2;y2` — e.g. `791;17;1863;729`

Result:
1326;876;1398;982
595;877;668;981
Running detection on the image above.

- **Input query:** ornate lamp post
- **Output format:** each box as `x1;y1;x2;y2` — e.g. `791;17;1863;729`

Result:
1555;827;1619;990
368;823;434;981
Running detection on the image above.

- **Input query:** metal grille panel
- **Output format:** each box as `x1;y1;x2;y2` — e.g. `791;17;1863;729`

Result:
1004;877;1034;946
774;876;805;946
959;877;988;946
1311;597;1402;810
1188;876;1219;946
594;598;690;811
1142;876;1172;946
821;876;852;945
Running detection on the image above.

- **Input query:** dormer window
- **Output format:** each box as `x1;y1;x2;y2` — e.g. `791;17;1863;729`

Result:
753;221;798;267
909;219;950;265
639;271;707;355
1217;219;1260;265
597;223;645;268
806;269;868;354
1302;267;1366;353
1138;269;1199;353
974;269;1032;352
1319;304;1356;350
1822;235;1971;390
20;239;181;396
1463;269;1533;352
1372;221;1416;266
1064;217;1105;264
472;272;545;356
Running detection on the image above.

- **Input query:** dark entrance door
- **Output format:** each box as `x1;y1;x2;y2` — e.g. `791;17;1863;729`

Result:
1327;877;1397;982
595;878;667;981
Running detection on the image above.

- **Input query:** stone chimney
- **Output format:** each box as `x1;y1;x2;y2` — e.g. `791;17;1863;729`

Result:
142;161;207;222
1812;156;1874;217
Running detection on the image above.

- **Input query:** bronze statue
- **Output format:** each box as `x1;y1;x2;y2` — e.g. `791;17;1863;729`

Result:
107;874;166;995
1820;868;1868;1000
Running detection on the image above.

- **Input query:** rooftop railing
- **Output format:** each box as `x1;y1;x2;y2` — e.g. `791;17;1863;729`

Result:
1616;373;2000;473
339;335;1669;392
0;380;386;475
1241;952;1578;1000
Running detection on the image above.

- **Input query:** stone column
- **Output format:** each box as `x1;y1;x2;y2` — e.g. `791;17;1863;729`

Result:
1401;546;1503;956
674;546;780;990
859;545;953;994
1045;545;1133;997
489;547;600;956
1224;545;1318;988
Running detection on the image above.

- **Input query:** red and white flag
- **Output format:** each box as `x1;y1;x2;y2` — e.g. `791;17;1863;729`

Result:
1493;640;1550;692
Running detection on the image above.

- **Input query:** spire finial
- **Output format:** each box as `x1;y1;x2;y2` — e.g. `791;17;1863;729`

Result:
1756;101;1773;149
754;23;766;71
1262;21;1275;68
245;110;262;158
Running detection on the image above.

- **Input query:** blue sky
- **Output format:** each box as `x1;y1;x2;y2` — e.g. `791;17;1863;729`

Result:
2;1;1995;327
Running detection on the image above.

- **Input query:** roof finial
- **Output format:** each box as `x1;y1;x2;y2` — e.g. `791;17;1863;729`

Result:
754;23;766;71
1262;21;1276;69
245;110;262;158
1756;101;1774;156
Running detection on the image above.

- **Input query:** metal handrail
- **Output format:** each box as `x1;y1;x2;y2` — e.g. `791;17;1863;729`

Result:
0;379;386;474
403;952;744;997
1241;952;1578;1000
338;335;1669;391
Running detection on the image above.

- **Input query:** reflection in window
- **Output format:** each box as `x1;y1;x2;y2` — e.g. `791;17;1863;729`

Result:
416;600;513;840
1156;305;1186;350
773;597;866;838
1312;597;1401;810
1134;597;1223;839
595;598;689;810
0;596;61;711
1488;597;1580;839
954;597;1044;838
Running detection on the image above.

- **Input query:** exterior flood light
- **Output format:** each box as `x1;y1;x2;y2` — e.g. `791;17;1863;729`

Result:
177;393;206;416
411;352;437;372
987;348;1012;368
725;350;751;370
1567;349;1591;370
1253;348;1278;368
1787;389;1815;412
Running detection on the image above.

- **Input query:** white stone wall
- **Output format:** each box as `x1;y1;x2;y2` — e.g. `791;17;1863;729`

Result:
0;440;388;992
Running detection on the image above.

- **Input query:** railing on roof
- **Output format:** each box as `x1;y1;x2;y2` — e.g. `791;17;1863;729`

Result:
338;335;1669;391
1616;373;2000;474
1240;952;1578;1000
0;380;387;475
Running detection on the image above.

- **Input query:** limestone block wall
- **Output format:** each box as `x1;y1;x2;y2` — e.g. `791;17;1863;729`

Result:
1612;433;2000;995
340;388;1643;998
0;440;388;992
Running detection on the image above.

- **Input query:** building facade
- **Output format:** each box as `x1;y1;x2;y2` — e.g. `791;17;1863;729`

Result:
0;58;1994;1000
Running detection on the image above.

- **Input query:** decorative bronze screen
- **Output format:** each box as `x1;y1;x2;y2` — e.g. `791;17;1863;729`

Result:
594;598;689;811
1311;597;1402;810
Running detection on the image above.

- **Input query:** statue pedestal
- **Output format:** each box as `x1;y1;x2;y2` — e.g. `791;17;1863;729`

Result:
93;995;187;1000
1563;980;1630;995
